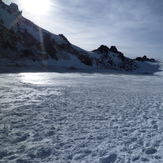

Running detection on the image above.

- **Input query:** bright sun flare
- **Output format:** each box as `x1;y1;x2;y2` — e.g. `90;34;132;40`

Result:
21;0;51;15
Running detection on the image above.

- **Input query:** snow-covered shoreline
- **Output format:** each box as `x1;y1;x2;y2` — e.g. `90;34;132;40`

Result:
0;60;162;75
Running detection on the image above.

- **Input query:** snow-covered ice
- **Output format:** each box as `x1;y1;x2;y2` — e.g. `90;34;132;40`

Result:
0;71;163;163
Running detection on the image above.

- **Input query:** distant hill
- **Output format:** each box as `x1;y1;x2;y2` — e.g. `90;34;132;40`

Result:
0;1;160;74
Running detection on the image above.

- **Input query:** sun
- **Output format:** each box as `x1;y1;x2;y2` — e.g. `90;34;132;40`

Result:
20;0;51;15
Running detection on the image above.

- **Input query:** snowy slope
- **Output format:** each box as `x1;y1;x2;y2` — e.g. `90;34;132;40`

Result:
0;1;161;74
0;71;163;162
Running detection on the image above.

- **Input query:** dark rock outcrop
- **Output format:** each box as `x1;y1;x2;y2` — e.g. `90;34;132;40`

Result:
110;46;118;53
93;45;109;54
78;55;92;66
92;45;138;71
9;3;19;12
134;55;156;62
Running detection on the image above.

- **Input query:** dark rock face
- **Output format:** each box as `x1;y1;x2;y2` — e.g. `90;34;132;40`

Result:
42;33;58;60
92;45;138;71
93;45;109;54
0;26;18;55
8;3;22;16
59;34;70;43
135;55;156;62
93;45;124;59
20;49;35;58
110;46;118;53
78;55;92;66
9;3;19;12
110;46;124;60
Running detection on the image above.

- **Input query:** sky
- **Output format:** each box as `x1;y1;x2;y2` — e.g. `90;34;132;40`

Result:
4;0;163;59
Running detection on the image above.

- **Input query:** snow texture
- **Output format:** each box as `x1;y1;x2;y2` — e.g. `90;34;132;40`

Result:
0;69;163;163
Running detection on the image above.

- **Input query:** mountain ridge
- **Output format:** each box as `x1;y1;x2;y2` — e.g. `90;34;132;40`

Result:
0;1;160;74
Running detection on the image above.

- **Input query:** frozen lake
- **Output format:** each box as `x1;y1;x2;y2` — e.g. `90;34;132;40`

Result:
0;72;163;163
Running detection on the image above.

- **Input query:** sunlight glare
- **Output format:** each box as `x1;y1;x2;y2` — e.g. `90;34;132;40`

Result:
20;73;46;84
21;0;51;15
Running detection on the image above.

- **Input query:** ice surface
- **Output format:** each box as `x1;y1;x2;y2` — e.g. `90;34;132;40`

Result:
0;72;163;163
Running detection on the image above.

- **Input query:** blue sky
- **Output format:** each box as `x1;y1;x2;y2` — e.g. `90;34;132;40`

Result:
5;0;163;59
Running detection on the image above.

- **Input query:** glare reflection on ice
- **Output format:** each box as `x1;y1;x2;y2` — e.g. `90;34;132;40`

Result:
20;73;49;84
20;72;69;85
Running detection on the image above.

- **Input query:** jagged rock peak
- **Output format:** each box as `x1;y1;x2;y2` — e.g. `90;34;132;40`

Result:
9;3;19;12
93;45;109;54
110;46;118;53
134;55;156;62
93;45;122;55
59;34;70;44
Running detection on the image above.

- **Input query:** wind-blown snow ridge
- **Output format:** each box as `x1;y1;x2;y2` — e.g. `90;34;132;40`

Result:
0;1;161;74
